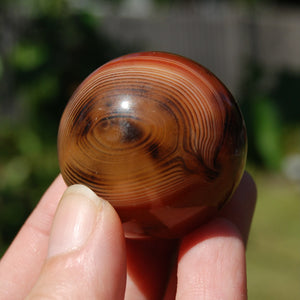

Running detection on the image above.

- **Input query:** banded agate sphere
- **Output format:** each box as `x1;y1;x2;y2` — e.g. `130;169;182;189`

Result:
58;52;247;238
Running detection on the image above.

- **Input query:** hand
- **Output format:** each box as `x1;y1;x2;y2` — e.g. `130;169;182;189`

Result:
0;172;256;299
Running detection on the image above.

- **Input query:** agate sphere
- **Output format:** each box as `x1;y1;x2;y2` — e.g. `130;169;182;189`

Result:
58;51;247;238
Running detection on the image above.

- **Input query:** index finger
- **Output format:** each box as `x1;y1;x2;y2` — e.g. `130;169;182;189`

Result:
174;172;256;299
0;175;67;300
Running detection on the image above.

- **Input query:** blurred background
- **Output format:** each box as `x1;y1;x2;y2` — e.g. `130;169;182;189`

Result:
0;0;299;298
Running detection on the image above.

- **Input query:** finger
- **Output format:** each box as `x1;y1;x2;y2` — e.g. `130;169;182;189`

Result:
176;218;247;300
125;238;178;300
26;184;126;300
166;173;256;299
218;171;257;245
0;175;67;300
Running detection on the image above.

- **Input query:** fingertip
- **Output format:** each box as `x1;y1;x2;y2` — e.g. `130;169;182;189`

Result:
179;217;244;260
48;184;103;258
27;184;126;300
219;171;257;245
240;171;257;203
177;218;247;300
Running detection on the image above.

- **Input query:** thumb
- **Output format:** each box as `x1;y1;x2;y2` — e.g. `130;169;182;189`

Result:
26;184;126;300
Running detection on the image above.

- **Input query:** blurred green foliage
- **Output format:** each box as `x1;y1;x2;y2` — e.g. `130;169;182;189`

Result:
0;0;131;254
240;62;300;170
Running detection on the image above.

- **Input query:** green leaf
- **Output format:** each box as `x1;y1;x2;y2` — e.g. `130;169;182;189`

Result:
253;96;282;169
10;42;48;71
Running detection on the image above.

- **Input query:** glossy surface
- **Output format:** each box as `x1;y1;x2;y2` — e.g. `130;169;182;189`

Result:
58;52;247;238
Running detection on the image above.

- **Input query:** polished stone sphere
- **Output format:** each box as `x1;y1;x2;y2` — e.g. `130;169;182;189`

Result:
58;51;247;238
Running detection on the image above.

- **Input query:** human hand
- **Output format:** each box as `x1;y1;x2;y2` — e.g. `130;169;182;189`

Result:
0;172;256;300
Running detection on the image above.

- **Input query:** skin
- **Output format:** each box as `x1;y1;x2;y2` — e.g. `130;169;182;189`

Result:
0;172;256;300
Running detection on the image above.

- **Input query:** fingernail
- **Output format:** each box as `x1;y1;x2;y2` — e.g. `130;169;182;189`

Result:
48;184;103;258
